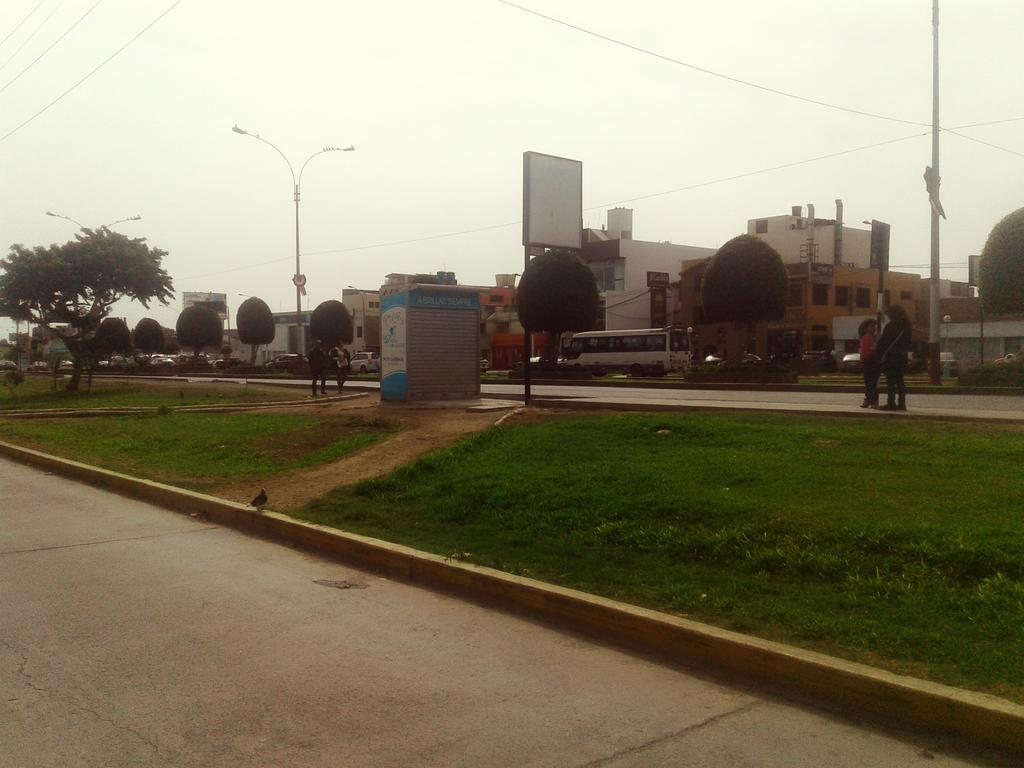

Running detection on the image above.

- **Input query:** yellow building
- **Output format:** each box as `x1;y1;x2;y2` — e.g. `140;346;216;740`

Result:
675;259;927;361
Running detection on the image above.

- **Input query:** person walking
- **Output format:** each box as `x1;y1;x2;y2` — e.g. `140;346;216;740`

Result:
875;305;912;411
308;340;328;398
858;318;879;408
330;345;350;392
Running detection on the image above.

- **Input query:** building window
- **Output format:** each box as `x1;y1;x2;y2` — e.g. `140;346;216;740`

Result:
812;283;828;305
694;273;704;293
835;286;850;307
855;287;870;308
357;326;363;339
489;293;504;304
755;219;768;234
788;283;803;307
900;291;913;301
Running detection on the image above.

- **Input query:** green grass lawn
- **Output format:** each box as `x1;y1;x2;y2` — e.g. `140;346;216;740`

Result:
0;411;395;491
297;412;1024;701
0;377;298;411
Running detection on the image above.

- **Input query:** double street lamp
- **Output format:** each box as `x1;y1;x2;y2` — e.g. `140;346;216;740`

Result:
232;124;355;356
46;211;142;229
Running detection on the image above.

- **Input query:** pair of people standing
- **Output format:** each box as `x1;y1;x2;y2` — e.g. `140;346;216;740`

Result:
307;341;351;397
859;305;912;411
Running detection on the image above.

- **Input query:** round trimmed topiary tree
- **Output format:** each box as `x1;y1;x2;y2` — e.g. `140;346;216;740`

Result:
133;317;165;355
979;207;1024;315
517;249;599;362
701;234;787;360
176;305;222;358
236;296;275;365
309;300;353;347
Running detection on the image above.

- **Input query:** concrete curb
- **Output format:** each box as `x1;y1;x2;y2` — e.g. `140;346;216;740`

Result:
526;395;1024;426
1;439;1021;757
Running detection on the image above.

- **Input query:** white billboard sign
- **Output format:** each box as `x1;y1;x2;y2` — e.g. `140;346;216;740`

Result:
523;151;582;250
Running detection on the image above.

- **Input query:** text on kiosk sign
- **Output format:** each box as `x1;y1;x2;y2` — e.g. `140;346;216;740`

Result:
409;293;480;310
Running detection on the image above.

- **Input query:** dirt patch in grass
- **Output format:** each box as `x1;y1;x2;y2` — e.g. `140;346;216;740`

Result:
209;394;532;510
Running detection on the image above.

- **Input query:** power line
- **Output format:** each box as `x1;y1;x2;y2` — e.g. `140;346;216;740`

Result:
0;0;183;144
183;131;926;282
0;0;100;95
586;132;927;210
0;0;69;74
181;220;522;281
947;117;1024;130
0;0;46;51
944;129;1024;159
496;0;931;128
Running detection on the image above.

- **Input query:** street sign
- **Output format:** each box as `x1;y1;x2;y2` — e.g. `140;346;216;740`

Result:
646;271;670;288
809;263;833;283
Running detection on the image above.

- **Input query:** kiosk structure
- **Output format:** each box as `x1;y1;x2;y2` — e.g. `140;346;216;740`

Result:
380;283;482;402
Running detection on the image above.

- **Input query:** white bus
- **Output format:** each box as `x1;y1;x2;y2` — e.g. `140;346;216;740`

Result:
560;327;690;377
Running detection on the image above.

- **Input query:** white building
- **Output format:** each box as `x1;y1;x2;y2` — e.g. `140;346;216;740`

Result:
582;208;715;330
748;202;873;268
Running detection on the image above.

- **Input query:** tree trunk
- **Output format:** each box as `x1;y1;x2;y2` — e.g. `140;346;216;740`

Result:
67;363;82;392
250;344;258;366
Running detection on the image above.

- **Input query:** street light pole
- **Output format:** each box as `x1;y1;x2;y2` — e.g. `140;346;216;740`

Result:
45;211;142;229
927;0;943;385
232;125;354;357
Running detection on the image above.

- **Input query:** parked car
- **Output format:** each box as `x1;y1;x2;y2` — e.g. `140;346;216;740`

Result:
840;353;863;373
702;354;724;365
58;360;74;372
480;357;490;373
27;361;49;372
800;349;837;373
994;352;1018;365
148;355;177;369
349;351;380;374
265;354;305;372
0;360;17;371
213;357;243;370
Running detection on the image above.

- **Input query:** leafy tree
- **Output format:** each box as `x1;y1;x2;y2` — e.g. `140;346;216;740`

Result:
517;249;599;361
133;318;165;356
236;296;275;364
309;300;353;347
701;234;787;359
176;305;222;358
979;207;1024;315
0;228;173;391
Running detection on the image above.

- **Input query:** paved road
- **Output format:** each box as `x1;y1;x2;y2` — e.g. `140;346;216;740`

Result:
193;374;1023;421
1;458;996;767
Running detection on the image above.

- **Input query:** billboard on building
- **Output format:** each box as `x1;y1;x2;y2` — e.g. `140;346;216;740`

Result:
183;291;227;318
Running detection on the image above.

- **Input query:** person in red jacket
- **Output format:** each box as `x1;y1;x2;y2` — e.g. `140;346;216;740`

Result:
858;318;879;408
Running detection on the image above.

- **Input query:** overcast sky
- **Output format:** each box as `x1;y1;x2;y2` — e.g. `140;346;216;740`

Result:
1;0;1021;338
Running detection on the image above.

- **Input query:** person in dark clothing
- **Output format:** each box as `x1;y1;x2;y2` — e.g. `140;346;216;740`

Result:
308;340;328;397
874;305;912;411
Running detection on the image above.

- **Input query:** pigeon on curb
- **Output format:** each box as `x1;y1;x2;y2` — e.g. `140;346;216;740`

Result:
249;488;268;510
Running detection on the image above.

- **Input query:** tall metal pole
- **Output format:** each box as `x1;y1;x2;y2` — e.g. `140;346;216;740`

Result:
232;125;353;359
294;183;304;356
523;246;531;405
928;0;942;384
